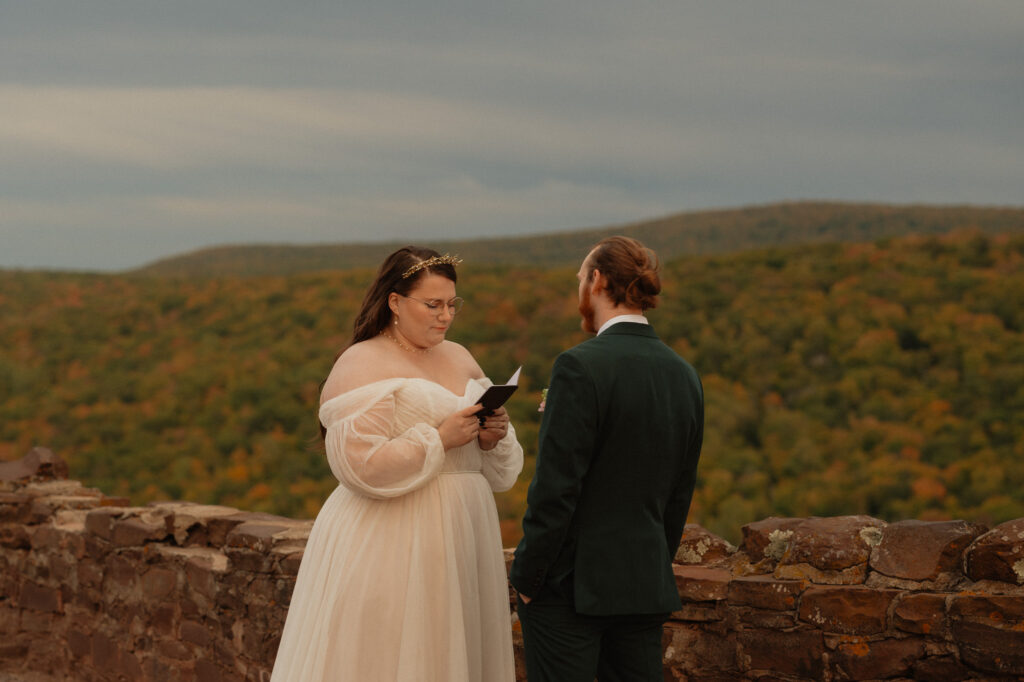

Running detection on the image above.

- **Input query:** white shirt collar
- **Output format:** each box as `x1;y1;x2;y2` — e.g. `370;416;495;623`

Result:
597;314;649;336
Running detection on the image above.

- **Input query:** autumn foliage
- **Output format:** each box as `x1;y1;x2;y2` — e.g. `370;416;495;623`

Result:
2;230;1022;544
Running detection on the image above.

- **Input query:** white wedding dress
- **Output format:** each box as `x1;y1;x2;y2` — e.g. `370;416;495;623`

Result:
270;377;523;682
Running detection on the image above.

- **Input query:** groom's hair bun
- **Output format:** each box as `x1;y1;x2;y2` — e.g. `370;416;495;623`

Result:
588;236;661;311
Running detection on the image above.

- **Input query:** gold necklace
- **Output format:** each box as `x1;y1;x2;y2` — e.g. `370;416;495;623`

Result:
382;331;432;354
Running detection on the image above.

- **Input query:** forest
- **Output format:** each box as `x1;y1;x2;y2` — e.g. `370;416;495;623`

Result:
2;228;1023;545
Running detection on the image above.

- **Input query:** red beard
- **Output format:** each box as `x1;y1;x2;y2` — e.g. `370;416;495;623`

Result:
579;284;597;334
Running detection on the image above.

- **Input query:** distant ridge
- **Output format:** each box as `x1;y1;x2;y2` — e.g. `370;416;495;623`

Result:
132;201;1024;277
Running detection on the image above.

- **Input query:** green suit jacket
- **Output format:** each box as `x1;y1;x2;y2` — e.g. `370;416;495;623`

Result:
510;322;703;616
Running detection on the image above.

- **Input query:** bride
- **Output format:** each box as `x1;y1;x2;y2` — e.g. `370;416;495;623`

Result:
270;247;523;681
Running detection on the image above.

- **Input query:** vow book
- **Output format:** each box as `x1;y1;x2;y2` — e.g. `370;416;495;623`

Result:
475;367;521;419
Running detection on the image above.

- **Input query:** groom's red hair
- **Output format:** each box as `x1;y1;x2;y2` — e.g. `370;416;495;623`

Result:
586;236;661;311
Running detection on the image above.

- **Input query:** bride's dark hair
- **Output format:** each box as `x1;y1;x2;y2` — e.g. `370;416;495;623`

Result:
347;246;459;347
318;246;458;441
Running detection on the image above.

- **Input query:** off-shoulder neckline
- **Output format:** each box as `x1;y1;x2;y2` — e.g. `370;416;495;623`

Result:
319;376;481;410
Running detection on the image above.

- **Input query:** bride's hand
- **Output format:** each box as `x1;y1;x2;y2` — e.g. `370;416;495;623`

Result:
438;404;484;450
477;406;509;451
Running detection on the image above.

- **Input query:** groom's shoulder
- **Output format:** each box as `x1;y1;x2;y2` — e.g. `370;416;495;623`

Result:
571;328;695;370
550;337;600;373
564;333;605;356
558;332;624;368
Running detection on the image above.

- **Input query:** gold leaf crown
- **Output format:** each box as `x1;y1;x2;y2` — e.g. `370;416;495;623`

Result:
401;253;463;279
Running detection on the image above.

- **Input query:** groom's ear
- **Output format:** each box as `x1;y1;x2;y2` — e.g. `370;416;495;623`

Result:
590;268;607;296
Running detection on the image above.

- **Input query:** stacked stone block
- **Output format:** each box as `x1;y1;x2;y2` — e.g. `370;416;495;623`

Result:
663;517;1024;680
1;449;309;681
3;449;1024;681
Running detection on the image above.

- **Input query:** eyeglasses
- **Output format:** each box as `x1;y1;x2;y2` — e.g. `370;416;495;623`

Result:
399;294;465;316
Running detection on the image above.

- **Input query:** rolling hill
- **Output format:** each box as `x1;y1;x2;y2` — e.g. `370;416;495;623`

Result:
133;201;1024;277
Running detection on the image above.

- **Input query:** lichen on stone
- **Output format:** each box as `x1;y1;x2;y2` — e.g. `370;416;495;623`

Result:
677;538;711;564
1013;559;1024;584
765;529;794;561
859;526;883;547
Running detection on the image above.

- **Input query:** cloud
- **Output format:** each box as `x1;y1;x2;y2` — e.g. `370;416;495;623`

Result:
1;1;1022;269
0;84;717;174
1;177;656;239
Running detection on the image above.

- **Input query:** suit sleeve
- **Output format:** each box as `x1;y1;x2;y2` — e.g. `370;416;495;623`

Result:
663;374;704;553
510;352;597;598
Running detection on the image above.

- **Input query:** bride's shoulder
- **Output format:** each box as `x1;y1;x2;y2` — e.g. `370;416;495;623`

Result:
439;340;485;379
320;338;396;404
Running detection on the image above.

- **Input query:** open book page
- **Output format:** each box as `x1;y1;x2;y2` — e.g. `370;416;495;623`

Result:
475;366;522;416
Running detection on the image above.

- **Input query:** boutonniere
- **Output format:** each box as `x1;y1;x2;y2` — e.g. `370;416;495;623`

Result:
538;388;548;413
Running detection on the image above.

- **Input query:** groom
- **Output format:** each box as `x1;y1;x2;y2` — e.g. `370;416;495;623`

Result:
510;236;704;682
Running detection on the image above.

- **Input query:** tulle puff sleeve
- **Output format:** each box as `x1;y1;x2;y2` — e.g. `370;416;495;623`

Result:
463;379;524;493
318;380;445;499
479;424;522;492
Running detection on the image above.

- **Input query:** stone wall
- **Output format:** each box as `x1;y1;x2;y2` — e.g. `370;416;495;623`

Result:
2;449;1024;681
667;518;1024;680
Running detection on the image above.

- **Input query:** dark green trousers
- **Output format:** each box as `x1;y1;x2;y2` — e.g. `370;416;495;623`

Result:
517;594;667;682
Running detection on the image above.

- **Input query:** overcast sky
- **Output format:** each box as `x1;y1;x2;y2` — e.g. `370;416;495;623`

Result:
2;1;1022;271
